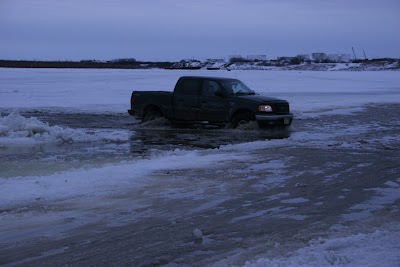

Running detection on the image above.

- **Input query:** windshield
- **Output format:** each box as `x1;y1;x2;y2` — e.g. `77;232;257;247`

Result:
221;80;255;95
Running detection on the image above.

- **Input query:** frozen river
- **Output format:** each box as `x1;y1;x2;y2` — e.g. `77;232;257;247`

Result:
0;69;400;266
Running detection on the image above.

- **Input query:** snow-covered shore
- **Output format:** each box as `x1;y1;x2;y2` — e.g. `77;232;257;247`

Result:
226;60;400;71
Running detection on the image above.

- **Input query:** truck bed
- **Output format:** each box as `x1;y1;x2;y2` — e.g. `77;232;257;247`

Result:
129;91;174;119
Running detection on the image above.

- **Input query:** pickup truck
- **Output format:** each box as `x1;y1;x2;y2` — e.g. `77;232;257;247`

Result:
128;76;293;128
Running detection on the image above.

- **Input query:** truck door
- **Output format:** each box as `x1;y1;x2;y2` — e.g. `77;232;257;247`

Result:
173;78;202;121
198;80;230;122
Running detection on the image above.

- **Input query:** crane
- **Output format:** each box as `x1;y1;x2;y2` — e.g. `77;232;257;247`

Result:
352;47;357;60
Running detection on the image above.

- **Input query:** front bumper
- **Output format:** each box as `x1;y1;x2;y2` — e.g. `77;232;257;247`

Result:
255;113;293;125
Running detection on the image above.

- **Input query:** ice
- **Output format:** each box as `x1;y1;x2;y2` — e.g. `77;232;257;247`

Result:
342;185;400;221
248;160;286;171
0;69;400;265
230;207;296;223
0;148;248;209
1;69;399;118
267;193;291;201
280;197;310;204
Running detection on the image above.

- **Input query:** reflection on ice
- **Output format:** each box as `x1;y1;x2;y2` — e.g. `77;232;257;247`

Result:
129;126;291;152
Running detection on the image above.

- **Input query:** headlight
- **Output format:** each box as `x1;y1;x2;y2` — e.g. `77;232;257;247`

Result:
258;105;273;112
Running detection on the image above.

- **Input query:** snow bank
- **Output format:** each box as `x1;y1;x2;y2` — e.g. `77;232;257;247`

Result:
0;110;127;146
244;225;400;267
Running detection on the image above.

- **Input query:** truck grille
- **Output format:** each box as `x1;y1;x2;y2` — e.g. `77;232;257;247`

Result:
273;103;290;114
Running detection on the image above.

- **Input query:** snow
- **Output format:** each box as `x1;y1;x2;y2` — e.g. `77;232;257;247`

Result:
193;228;203;239
243;224;400;267
228;61;400;72
0;110;128;146
1;68;400;266
384;181;399;188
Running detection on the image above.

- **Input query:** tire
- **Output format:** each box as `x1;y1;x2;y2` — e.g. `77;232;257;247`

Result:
232;112;254;128
142;109;162;123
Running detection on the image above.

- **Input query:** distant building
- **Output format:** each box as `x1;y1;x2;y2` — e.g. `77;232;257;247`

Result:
338;54;351;63
277;56;296;61
206;58;225;63
328;54;340;62
327;54;352;63
228;55;244;61
110;58;137;63
247;55;267;61
297;54;310;60
312;53;328;61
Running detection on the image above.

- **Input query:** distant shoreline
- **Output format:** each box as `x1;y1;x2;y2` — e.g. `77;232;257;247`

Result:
0;60;174;69
0;59;399;71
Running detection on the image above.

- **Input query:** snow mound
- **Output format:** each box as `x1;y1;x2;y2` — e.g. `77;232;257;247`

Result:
193;228;203;239
0;110;106;146
243;227;400;267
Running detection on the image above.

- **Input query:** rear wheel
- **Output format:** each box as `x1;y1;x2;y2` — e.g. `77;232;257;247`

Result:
142;109;162;123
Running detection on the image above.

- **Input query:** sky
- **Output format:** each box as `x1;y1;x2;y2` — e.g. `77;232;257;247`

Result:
0;0;399;61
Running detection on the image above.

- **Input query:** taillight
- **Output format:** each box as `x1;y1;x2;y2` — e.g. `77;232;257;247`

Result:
130;95;135;105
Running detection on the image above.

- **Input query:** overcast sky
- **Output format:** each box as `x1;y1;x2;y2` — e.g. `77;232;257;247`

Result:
1;0;399;61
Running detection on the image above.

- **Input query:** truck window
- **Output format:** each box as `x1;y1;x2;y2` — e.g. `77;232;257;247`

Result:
221;79;253;95
202;80;221;97
178;79;202;96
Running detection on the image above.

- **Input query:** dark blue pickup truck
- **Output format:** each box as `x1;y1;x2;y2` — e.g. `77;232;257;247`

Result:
128;76;293;128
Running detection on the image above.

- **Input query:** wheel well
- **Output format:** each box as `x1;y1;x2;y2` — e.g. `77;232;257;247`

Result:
231;109;255;121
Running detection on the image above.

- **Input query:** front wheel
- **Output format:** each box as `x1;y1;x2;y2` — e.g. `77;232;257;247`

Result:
232;112;254;128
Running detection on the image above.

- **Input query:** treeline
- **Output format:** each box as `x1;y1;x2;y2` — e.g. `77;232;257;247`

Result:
0;60;174;69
